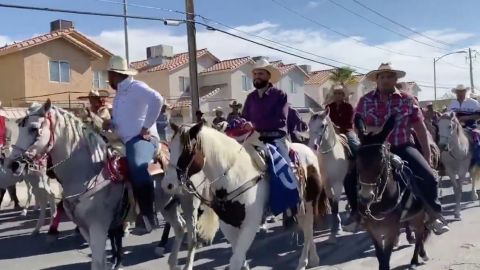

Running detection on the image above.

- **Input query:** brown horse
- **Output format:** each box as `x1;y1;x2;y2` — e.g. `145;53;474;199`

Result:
354;116;431;270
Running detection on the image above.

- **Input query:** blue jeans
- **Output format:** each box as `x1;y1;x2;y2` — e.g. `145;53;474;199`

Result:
126;136;158;217
156;124;167;141
345;131;360;155
260;136;292;166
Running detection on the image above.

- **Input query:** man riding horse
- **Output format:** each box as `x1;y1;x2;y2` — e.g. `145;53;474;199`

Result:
343;63;450;235
103;55;164;233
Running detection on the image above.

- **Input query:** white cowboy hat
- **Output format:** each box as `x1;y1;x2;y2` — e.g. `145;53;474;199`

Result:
451;84;470;93
213;107;224;113
251;58;281;84
366;63;406;81
107;55;138;76
77;89;110;100
330;84;351;96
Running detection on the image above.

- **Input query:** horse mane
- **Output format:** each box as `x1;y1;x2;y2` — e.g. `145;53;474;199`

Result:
439;112;467;142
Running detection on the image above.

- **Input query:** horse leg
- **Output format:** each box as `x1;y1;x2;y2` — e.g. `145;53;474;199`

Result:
326;198;340;244
161;204;185;270
297;202;318;270
181;196;199;270
155;222;171;257
448;171;462;220
32;190;47;236
89;223;109;270
470;166;479;200
47;200;64;243
410;214;429;269
373;239;393;270
109;225;124;270
228;214;261;270
21;181;33;216
405;223;416;245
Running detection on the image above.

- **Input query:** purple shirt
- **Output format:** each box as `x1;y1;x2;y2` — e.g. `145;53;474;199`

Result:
242;84;288;133
287;107;307;135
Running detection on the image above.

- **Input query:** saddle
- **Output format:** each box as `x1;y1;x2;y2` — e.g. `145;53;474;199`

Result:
106;141;170;184
337;134;354;159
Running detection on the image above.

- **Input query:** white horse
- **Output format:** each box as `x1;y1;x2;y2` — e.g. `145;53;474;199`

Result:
163;122;330;270
308;108;350;243
6;100;184;270
437;112;480;220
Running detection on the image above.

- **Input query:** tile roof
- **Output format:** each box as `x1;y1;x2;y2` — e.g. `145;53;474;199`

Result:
201;57;253;74
172;84;225;108
0;28;112;58
133;49;218;73
305;70;333;85
277;63;297;75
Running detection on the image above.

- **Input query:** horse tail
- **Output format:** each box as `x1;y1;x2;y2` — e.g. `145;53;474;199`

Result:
196;183;219;243
305;164;331;217
471;164;480;185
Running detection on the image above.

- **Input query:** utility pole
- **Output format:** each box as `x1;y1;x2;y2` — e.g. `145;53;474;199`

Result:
123;0;130;63
433;59;437;101
186;0;199;121
469;48;475;94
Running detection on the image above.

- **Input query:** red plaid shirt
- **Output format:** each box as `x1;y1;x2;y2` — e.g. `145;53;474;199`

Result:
355;89;423;146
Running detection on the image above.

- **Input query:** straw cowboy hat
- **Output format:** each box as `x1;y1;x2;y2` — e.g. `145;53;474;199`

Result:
107;55;138;76
229;100;242;108
251;58;281;84
77;89;111;100
213;107;224;113
451;84;470;93
330;84;351;97
366;63;406;81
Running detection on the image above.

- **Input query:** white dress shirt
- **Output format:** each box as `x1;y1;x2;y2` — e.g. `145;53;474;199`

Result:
112;77;164;143
448;98;480;113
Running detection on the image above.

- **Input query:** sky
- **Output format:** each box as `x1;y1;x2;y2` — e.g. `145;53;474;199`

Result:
1;0;480;101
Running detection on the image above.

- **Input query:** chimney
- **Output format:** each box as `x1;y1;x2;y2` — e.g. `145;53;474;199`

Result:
146;45;174;66
299;64;312;74
50;20;74;32
252;56;269;62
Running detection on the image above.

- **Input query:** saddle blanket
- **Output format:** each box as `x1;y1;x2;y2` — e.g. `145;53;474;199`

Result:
266;143;300;216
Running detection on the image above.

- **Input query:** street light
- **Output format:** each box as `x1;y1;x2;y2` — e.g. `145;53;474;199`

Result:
433;50;467;101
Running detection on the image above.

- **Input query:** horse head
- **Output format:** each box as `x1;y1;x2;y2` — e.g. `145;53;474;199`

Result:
162;122;205;195
354;115;395;203
308;107;332;149
437;111;458;151
8;100;54;176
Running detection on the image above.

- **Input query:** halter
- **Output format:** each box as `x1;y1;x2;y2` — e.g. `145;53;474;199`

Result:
439;117;469;161
357;143;396;221
313;117;337;154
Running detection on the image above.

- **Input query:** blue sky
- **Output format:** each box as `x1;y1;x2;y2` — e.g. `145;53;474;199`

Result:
1;0;480;100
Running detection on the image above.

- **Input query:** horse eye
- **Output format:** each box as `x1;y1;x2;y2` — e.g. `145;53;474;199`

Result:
29;127;39;134
448;125;452;129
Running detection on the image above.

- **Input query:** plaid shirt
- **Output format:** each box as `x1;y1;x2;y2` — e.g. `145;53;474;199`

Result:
355;89;423;146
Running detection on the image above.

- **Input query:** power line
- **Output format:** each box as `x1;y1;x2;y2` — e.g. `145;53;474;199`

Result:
97;0;191;16
351;0;454;47
98;0;371;71
325;0;448;51
269;0;429;59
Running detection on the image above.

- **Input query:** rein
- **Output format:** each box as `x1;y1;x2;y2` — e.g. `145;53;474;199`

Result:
315;119;337;154
357;143;408;221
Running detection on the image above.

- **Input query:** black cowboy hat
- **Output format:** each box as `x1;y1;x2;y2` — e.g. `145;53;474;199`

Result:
196;110;204;116
229;100;242;108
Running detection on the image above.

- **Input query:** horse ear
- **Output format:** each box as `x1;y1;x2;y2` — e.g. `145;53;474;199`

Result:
170;121;179;134
379;115;396;141
325;106;330;116
189;122;203;139
42;99;52;114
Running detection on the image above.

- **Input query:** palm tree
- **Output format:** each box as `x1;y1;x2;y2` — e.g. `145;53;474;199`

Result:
330;67;356;86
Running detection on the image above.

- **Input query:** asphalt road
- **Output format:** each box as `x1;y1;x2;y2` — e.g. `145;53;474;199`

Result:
0;178;479;270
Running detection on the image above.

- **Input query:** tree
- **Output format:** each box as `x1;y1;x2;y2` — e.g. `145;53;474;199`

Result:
330;67;356;86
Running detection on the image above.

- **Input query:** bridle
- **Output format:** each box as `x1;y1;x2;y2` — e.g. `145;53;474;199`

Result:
168;128;263;208
357;143;396;221
312;117;337;154
438;117;469;161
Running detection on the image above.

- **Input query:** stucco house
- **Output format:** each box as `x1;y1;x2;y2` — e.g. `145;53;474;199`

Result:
0;20;113;107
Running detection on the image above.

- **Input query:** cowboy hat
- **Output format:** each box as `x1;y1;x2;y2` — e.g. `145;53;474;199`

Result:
195;110;204;116
451;84;470;93
330;84;351;96
213;107;224;113
107;55;138;76
366;63;406;81
229;100;242;108
251;58;281;84
77;89;110;100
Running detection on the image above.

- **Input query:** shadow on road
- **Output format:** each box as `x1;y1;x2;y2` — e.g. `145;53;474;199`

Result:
40;262;89;270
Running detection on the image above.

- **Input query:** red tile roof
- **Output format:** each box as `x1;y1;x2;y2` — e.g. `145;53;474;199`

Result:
133;49;219;73
201;57;253;74
305;70;334;85
277;64;297;75
0;28;112;58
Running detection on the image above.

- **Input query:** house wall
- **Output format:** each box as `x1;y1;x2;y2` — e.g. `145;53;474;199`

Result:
0;52;25;106
23;39;97;104
277;70;306;107
199;72;233;114
230;63;255;105
135;70;170;98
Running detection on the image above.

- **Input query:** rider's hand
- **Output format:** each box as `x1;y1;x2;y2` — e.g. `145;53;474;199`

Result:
140;127;151;141
243;122;254;131
424;150;432;167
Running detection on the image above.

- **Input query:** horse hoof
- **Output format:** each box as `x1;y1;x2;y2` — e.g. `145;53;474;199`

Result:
471;192;479;201
421;255;430;262
308;256;320;267
454;213;462;221
31;230;40;236
21;209;28;216
408;265;417;270
154;246;165;257
407;238;416;245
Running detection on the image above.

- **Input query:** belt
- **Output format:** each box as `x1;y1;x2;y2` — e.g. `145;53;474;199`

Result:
259;131;285;137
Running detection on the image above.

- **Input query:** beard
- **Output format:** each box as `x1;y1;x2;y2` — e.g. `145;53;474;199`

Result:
253;78;269;89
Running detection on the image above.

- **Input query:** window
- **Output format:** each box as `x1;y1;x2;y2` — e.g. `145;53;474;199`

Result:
93;70;108;89
179;76;190;93
242;75;252;91
49;60;70;83
289;79;296;93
